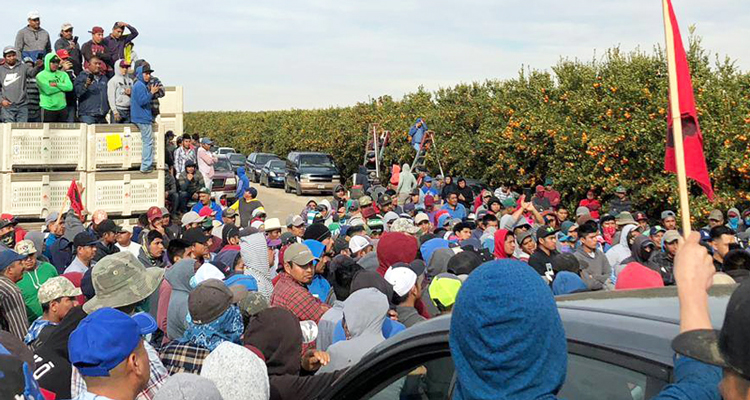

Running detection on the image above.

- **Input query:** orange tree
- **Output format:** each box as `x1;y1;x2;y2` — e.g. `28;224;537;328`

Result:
186;35;750;222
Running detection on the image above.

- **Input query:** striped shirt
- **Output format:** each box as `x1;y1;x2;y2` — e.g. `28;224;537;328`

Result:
0;276;29;341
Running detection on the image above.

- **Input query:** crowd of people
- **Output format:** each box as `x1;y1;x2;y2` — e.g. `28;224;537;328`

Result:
2;11;163;172
0;143;748;399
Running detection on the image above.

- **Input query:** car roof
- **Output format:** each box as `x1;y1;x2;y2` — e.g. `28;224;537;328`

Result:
360;285;734;367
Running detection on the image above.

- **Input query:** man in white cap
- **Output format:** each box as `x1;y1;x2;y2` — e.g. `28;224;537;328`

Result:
0;46;40;122
14;11;51;61
54;23;83;75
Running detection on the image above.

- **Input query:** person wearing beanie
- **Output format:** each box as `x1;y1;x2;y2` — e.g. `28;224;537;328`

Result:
153;373;223;400
201;342;270;400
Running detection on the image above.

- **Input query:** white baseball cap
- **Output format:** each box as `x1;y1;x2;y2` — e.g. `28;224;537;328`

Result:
28;11;40;20
384;265;417;297
414;213;430;225
348;235;371;254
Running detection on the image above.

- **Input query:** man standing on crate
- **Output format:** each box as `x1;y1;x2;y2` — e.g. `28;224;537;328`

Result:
0;47;41;122
75;55;109;124
131;65;160;173
36;52;73;122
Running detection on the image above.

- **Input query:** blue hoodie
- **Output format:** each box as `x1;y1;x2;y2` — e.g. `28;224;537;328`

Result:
302;239;332;300
450;259;567;400
408;118;428;146
552;271;588;295
235;167;251;199
130;66;153;124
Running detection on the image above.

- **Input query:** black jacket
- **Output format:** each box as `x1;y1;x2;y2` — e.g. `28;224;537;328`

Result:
93;240;120;263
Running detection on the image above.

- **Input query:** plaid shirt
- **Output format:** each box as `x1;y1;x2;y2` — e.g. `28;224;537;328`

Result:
158;341;210;375
72;340;167;400
173;146;196;176
271;273;330;323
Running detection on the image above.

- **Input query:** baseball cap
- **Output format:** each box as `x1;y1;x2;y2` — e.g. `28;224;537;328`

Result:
672;281;750;380
0;250;26;272
96;219;121;235
537;225;558;240
221;208;237;218
89;26;104;34
384;265;418;297
183;228;210;245
38;276;82;304
45;212;60;225
181;211;205;226
378;194;393;207
222;224;240;243
428;273;463;310
82;252;165;313
516;230;534;245
197;187;211;195
188;279;238;325
284;243;316;265
147;206;163;222
118;59;131;68
367;217;384;232
27;11;40;20
2;46;17;55
408;259;427;277
650;225;667;235
661;210;676;220
264;218;282;232
663;230;681;244
424;176;432;182
200;138;213;145
73;232;98;248
615;186;627;193
14;240;36;256
348;235;371;254
61;22;73;31
415;213;430;225
252;207;266;218
709;209;723;221
287;215;305;227
501;198;517;208
634;211;648;221
55;49;70;59
424;196;435;207
69;308;151;377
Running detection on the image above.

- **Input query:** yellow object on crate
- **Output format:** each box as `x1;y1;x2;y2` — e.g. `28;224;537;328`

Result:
106;133;123;151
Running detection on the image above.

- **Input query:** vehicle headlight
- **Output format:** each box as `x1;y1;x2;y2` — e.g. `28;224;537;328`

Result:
300;174;311;182
332;175;340;179
226;177;236;185
270;172;277;178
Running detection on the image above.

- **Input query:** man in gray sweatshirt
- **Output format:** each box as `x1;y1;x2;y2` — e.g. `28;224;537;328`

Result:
107;59;133;123
0;47;40;122
574;220;613;291
14;11;51;61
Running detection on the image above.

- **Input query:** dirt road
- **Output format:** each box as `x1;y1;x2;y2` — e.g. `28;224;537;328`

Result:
251;184;328;224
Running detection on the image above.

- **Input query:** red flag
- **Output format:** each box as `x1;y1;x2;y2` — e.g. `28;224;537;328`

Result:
67;180;84;220
663;0;714;200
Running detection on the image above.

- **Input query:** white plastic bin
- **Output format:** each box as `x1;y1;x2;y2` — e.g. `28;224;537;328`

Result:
0;123;87;172
156;113;184;137
86;169;165;216
86;124;164;171
160;86;184;115
0;171;87;219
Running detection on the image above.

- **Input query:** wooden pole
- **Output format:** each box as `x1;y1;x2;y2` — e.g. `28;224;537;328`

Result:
662;0;692;236
373;124;380;180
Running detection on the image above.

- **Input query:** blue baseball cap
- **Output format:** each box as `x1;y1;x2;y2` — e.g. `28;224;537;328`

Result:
424;176;432;182
68;308;151;377
0;250;26;272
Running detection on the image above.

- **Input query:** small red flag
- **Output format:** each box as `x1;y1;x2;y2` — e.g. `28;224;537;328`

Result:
663;0;714;200
67;180;84;220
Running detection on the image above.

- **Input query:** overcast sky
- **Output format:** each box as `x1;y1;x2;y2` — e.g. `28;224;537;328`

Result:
4;1;748;111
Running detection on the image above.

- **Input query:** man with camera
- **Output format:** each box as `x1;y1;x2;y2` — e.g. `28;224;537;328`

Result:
74;55;109;124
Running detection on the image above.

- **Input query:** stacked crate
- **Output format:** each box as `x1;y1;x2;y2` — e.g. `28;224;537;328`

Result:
0;86;181;220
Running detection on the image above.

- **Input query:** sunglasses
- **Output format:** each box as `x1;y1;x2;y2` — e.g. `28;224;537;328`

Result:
49;58;60;64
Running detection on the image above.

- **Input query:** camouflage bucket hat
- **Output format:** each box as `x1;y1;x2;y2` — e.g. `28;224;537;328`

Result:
83;252;164;313
38;276;82;304
391;218;420;235
238;292;269;319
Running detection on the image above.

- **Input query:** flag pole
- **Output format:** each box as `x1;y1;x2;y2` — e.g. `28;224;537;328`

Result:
662;0;693;236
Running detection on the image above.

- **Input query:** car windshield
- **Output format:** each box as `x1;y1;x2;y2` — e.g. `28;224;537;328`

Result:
268;160;285;170
300;154;334;167
256;154;276;165
215;158;232;172
229;154;246;163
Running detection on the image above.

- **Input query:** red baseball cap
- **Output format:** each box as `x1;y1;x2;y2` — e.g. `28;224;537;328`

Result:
89;26;104;34
198;207;215;218
55;49;70;59
146;206;163;222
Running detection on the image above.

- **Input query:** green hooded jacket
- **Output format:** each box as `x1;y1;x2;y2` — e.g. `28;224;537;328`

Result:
35;53;73;111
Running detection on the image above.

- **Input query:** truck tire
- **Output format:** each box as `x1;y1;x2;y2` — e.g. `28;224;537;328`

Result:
284;179;291;193
296;180;303;196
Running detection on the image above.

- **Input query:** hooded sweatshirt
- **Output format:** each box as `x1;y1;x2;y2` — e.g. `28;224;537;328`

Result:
376;232;418;276
318;288;388;373
130;66;154;124
605;224;638;273
15;26;51;61
35;53;74;111
614;263;665;290
166;258;195;341
450;260;567;399
493;229;513;259
107;59;133;111
408;118;428;146
241;233;273;301
396;163;417;195
200;342;270;400
0;55;38;104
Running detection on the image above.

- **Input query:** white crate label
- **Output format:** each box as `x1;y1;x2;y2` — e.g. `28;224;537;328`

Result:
13;145;20;155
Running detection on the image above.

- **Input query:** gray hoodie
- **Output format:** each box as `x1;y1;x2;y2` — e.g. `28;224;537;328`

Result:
0;56;38;104
166;258;195;340
318;288;388;373
107;59;133;111
14;26;51;59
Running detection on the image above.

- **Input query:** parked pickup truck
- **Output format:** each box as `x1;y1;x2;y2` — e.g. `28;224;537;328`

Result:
283;152;342;196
